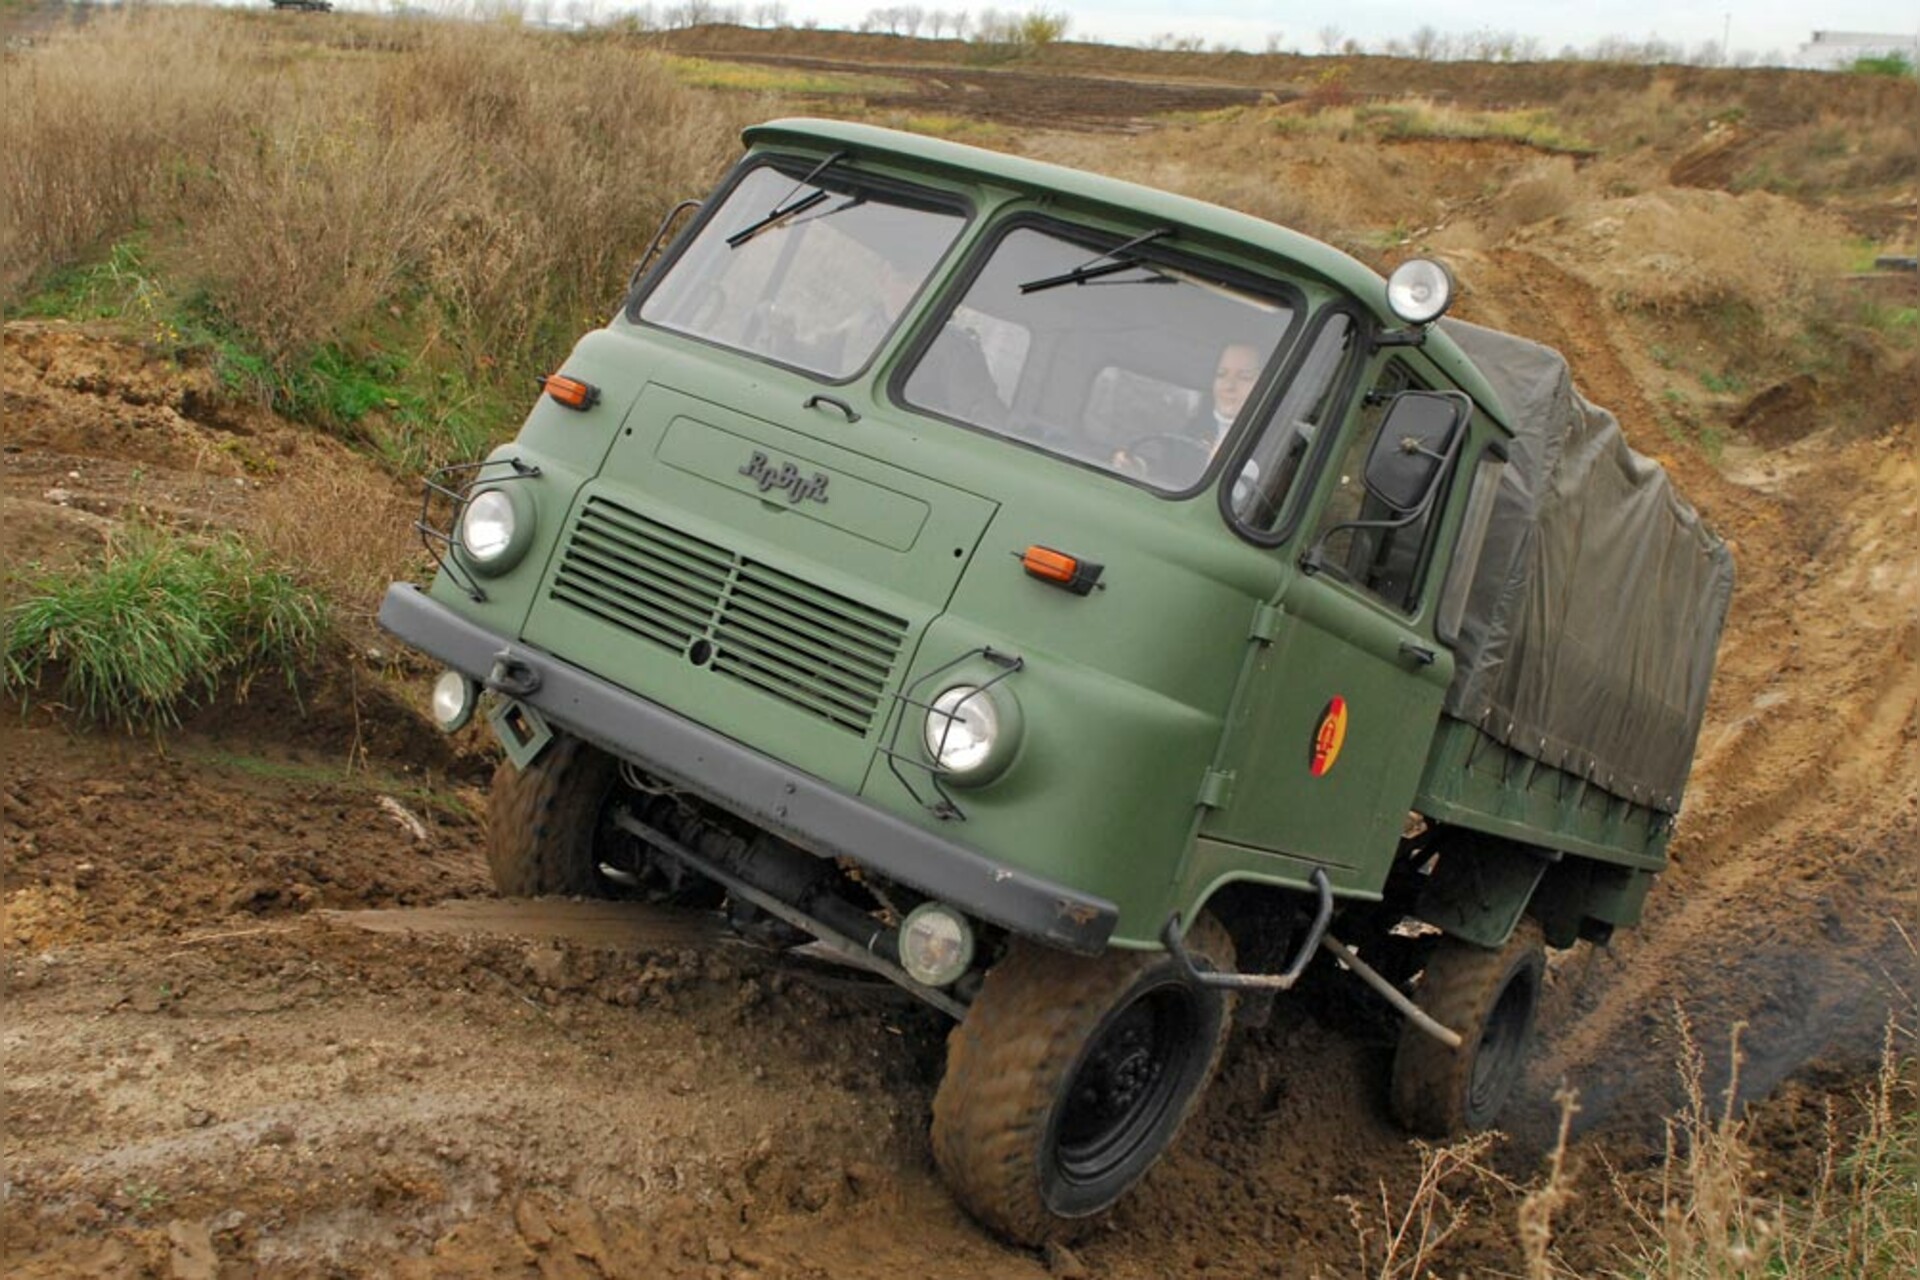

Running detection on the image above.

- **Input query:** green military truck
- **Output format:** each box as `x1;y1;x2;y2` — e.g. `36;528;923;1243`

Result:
379;119;1733;1245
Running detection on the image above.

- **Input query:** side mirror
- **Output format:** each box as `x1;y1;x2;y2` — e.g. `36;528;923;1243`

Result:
1362;392;1469;512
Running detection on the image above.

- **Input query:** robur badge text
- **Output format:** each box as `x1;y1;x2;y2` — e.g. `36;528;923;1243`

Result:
739;451;831;504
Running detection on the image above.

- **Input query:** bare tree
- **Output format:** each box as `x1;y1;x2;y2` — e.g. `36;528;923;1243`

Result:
1318;25;1342;55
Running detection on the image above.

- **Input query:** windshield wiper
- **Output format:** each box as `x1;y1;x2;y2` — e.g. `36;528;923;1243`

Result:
1018;226;1176;294
726;150;848;249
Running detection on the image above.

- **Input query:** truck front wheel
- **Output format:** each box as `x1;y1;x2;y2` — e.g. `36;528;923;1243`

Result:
931;915;1235;1245
485;734;624;897
1389;918;1545;1136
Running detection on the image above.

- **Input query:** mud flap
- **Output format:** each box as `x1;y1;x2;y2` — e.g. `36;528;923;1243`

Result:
487;697;554;769
1415;840;1552;949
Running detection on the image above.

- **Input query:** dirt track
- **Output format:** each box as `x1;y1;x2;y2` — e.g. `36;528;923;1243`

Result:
4;37;1919;1280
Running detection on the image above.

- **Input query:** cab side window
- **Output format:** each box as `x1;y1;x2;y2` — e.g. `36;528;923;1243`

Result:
1307;361;1453;613
1228;313;1357;535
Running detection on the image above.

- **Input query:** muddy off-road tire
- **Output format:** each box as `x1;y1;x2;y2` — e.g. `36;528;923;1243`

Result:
486;734;621;897
1389;918;1545;1137
931;915;1236;1246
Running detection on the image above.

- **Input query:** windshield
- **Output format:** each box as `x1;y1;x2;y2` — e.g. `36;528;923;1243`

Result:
900;224;1296;492
638;162;966;380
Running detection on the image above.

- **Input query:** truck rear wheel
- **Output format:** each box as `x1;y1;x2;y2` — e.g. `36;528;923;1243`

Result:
485;733;622;897
931;915;1235;1245
1389;918;1545;1136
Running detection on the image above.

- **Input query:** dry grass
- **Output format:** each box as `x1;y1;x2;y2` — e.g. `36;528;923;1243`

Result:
1732;117;1920;197
0;10;262;290
1274;98;1596;154
2;11;744;390
1338;1006;1917;1280
1338;1131;1513;1279
248;466;421;619
1025;109;1555;256
1517;1008;1920;1280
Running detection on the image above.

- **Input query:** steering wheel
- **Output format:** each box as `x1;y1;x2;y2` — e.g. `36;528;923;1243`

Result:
1112;434;1214;487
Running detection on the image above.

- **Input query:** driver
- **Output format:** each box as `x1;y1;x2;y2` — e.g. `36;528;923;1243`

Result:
1112;341;1263;485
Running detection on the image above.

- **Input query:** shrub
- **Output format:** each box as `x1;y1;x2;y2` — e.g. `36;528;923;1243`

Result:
1850;52;1915;78
2;528;329;731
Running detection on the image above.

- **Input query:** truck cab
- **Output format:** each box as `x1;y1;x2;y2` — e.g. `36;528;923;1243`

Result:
380;119;1731;1245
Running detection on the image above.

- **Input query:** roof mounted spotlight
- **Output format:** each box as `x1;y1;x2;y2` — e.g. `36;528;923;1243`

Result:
1377;258;1456;348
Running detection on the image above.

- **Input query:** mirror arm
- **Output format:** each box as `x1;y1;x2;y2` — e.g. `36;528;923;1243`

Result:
1302;505;1431;576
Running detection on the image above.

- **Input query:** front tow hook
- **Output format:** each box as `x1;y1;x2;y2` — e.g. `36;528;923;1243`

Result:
485;651;542;698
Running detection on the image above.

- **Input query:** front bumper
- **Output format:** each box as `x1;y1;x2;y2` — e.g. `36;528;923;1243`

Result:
378;583;1117;954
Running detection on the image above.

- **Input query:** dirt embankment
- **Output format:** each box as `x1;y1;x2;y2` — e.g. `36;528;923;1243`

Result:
4;41;1918;1280
653;24;1920;125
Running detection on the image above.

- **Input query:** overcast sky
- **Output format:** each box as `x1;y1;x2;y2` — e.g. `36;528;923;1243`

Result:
773;2;1914;61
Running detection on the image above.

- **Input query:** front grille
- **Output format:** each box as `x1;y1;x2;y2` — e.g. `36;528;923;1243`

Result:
551;497;907;735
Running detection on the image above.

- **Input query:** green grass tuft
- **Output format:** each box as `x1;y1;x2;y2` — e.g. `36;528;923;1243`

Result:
14;250;503;474
2;528;330;731
1850;52;1916;78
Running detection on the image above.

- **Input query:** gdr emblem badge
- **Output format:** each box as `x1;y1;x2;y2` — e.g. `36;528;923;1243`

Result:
1310;696;1348;778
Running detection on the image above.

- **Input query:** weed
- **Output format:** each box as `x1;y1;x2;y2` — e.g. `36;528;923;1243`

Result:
2;9;741;472
1857;303;1920;345
1519;1007;1920;1279
119;1180;170;1214
1340;1131;1511;1279
1849;52;1916;78
11;234;159;323
2;527;329;731
874;114;1010;146
662;56;911;97
249;462;421;615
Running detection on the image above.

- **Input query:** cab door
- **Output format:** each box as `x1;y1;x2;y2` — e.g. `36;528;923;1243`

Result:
1201;355;1468;876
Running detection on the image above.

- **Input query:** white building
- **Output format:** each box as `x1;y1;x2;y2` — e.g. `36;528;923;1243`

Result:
1797;30;1920;70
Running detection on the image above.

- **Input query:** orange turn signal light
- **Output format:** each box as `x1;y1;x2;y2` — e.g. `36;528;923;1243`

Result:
539;372;600;411
1019;545;1103;596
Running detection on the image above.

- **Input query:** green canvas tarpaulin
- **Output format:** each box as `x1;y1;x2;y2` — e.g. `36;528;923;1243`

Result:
1439;320;1735;812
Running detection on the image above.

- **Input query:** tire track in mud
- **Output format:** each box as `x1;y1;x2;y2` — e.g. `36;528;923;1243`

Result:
1459;251;1920;1122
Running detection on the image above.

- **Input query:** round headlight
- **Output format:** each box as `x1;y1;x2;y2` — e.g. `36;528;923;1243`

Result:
925;685;999;775
459;489;517;563
899;902;975;988
431;669;477;732
1386;258;1456;326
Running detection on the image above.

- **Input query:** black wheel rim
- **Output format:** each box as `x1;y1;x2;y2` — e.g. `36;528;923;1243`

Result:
1467;968;1535;1120
1053;981;1203;1189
